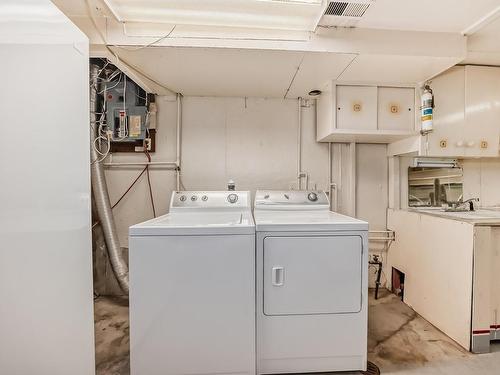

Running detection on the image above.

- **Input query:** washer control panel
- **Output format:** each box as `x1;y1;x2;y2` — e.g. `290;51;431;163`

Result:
171;191;250;210
255;190;329;210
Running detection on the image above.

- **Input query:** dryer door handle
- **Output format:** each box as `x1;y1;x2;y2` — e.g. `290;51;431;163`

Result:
272;266;284;286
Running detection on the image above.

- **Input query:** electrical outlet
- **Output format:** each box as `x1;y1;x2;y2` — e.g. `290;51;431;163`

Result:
144;138;152;151
480;140;488;149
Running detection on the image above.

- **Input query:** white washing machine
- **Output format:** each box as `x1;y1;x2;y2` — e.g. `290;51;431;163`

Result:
129;191;255;375
254;190;368;374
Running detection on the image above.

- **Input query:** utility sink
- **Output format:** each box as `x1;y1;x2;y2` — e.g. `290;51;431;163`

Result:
441;210;500;219
417;208;500;221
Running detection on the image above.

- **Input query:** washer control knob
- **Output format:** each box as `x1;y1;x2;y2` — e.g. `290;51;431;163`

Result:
179;195;187;202
201;195;208;201
307;192;318;202
227;193;238;204
191;195;198;201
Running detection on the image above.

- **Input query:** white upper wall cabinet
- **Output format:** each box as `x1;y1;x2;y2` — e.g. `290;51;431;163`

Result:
425;66;466;157
464;66;500;157
317;82;417;143
389;65;500;158
378;87;415;131
336;86;377;132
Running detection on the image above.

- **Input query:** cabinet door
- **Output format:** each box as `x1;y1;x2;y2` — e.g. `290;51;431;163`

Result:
426;66;465;157
464;66;500;157
263;236;363;316
336;85;377;131
378;87;415;131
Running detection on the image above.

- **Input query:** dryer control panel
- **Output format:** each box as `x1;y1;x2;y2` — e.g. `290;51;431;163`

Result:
255;190;329;210
170;191;251;210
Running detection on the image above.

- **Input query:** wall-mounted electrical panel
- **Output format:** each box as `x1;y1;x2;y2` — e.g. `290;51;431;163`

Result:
92;58;156;153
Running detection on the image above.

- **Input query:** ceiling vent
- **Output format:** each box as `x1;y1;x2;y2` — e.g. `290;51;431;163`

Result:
324;2;348;16
319;0;373;27
324;1;370;17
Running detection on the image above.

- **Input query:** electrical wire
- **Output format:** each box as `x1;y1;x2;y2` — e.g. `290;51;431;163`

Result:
114;25;177;51
144;149;157;217
85;0;178;95
111;166;148;210
98;72;122;94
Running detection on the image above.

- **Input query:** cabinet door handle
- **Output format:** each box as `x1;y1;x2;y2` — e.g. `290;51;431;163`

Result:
272;266;284;286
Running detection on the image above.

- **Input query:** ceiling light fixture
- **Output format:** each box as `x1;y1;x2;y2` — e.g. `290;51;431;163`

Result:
308;89;322;96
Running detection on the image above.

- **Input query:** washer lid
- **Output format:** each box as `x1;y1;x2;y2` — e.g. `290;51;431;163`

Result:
254;210;368;232
130;211;255;236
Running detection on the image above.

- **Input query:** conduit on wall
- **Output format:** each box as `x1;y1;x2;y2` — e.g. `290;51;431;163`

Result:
90;64;129;293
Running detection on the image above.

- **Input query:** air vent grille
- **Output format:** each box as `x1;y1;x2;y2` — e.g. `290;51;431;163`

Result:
324;1;370;17
325;1;348;16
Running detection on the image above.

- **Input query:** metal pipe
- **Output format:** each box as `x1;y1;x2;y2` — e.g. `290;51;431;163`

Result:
103;161;178;167
297;97;302;190
328;143;332;190
90;64;129;294
176;93;182;191
349;142;356;216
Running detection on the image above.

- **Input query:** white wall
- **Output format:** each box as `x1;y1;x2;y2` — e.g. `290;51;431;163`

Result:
103;96;389;291
105;96;389;251
106;96;330;247
462;159;500;207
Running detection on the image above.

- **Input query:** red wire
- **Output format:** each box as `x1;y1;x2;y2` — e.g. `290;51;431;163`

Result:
144;148;157;218
111;166;148;209
93;147;156;230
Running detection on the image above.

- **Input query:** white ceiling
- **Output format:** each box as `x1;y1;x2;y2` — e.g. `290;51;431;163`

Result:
464;14;500;65
350;0;500;33
338;55;460;84
110;45;464;97
51;0;500;96
56;0;500;34
110;46;357;97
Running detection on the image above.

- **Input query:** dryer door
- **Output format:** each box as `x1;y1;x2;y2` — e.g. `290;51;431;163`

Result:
263;235;362;316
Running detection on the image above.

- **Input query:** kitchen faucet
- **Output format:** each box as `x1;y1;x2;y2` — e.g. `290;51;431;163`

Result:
447;198;479;212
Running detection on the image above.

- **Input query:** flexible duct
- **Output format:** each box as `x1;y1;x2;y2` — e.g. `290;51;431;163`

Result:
90;64;129;293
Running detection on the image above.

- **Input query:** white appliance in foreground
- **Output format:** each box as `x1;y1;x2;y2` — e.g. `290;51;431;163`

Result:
129;191;255;375
0;2;95;374
254;190;368;374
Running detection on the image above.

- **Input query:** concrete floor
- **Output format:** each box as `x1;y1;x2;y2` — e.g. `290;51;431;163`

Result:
94;290;500;374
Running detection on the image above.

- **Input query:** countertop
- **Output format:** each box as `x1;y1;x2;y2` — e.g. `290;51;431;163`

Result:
406;207;500;226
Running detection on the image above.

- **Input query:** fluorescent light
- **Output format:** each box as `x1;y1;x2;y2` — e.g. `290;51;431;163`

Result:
102;0;323;31
256;0;322;3
413;158;458;168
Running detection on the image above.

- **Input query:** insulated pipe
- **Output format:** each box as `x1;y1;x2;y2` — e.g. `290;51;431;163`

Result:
297;97;302;190
90;64;129;294
176;93;182;191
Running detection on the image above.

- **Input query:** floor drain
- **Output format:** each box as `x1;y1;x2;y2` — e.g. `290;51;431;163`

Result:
360;361;381;375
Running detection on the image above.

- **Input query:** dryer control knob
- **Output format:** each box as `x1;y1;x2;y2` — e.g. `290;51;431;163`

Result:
227;193;238;204
179;195;187;202
307;192;318;202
